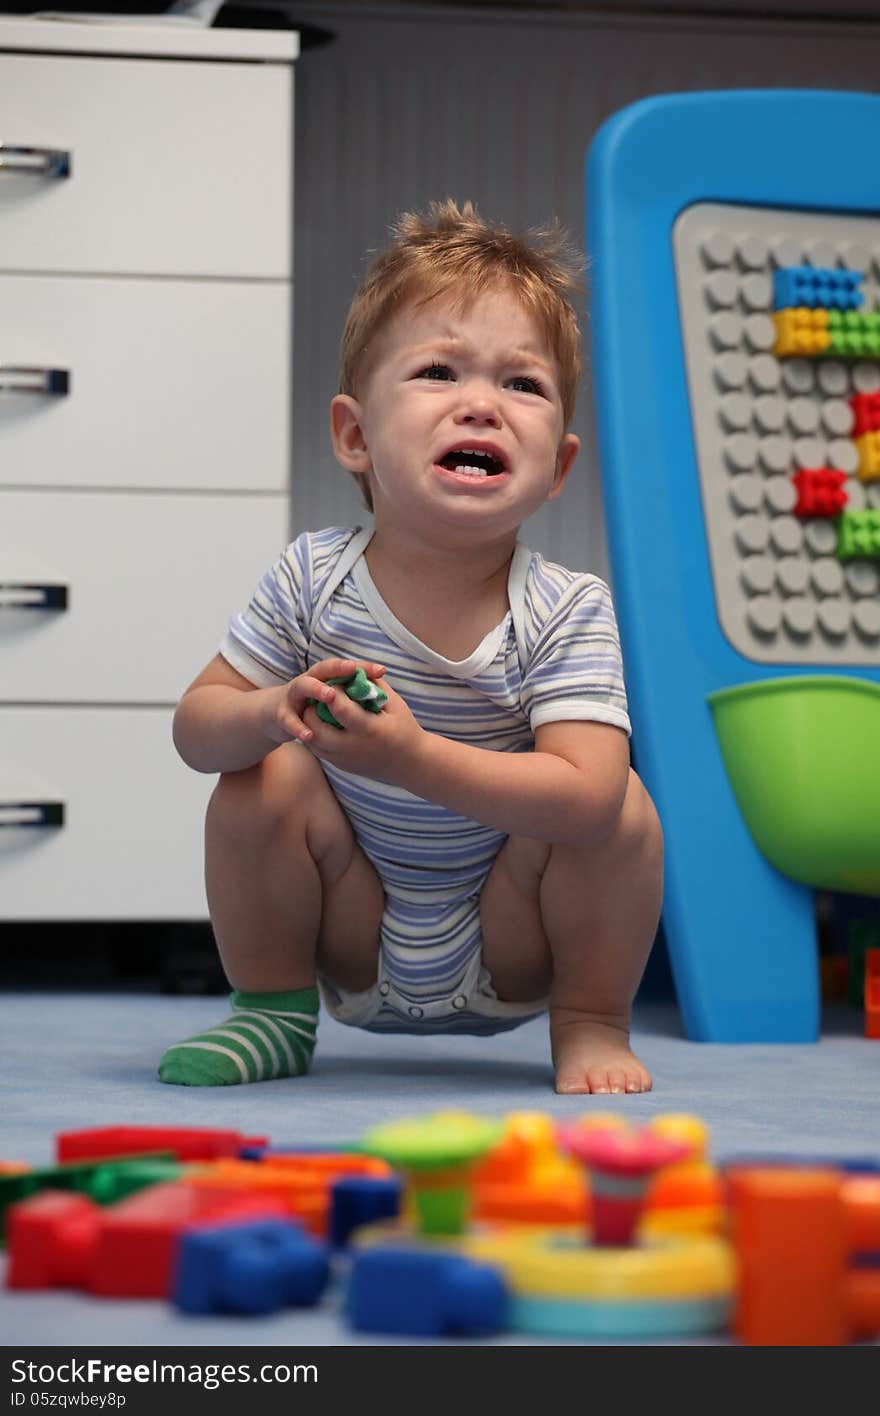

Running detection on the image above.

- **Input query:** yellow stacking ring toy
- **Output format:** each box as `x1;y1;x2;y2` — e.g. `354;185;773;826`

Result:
465;1227;736;1338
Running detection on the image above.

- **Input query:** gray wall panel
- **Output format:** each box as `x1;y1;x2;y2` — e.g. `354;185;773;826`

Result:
291;3;880;579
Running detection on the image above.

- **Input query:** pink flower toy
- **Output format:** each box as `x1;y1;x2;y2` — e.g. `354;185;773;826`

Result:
556;1124;693;1247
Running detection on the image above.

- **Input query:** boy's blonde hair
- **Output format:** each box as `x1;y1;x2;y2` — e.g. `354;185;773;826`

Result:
338;199;586;512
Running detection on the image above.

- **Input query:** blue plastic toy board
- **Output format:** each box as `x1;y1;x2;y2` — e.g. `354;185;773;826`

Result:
586;91;880;1042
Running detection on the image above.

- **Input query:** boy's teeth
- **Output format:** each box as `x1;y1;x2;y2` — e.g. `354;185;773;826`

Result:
455;464;488;476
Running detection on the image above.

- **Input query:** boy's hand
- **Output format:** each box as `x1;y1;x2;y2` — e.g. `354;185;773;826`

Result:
260;658;388;748
301;674;426;785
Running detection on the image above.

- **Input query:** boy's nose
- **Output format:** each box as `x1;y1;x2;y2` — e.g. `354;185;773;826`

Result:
454;386;502;427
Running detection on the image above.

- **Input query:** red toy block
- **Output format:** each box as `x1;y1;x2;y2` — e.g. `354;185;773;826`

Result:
726;1166;849;1345
792;468;848;518
6;1191;101;1290
864;949;880;1039
850;391;880;437
57;1125;267;1164
88;1182;287;1298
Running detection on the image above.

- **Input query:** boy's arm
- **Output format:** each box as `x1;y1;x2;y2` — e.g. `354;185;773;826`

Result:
399;719;631;847
172;654;278;774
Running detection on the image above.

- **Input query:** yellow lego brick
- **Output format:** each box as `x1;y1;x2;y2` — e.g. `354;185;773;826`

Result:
773;307;831;357
856;432;880;481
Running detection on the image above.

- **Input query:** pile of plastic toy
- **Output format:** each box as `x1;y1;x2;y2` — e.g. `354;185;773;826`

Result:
3;1111;879;1344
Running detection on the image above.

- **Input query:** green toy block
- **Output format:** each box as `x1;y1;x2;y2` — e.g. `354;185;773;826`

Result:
308;667;388;730
836;510;880;561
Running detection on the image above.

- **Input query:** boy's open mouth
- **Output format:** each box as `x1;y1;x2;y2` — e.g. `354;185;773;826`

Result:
434;446;508;478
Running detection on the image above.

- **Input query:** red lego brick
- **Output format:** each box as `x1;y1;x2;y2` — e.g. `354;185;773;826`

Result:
864;948;880;1039
88;1182;287;1298
6;1191;100;1290
850;392;880;437
57;1126;267;1165
792;468;848;518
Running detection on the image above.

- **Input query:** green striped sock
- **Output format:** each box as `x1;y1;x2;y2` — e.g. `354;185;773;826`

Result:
157;987;319;1086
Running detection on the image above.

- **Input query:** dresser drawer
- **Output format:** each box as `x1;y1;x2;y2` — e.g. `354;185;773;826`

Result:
0;52;292;277
0;489;289;703
0;276;290;492
0;705;211;919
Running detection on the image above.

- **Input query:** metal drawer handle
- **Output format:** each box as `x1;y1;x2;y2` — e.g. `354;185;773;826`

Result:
0;583;68;610
0;801;65;828
0;145;71;178
0;367;69;396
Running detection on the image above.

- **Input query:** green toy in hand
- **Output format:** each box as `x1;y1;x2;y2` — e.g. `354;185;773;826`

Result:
310;666;388;729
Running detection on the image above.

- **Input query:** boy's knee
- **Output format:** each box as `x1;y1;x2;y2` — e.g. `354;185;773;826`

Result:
621;771;663;864
207;743;327;840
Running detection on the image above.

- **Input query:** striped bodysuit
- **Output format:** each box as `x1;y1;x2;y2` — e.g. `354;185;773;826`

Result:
220;524;631;1036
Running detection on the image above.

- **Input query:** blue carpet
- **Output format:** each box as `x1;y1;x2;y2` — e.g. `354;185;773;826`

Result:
3;989;879;1346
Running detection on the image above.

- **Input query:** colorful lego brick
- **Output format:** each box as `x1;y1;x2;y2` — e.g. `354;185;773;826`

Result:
792;468;849;518
346;1247;509;1337
1;1153;174;1241
864;948;880;1040
773;265;863;312
57;1125;267;1164
6;1191;101;1289
850;392;880;438
836;510;880;560
773;307;830;356
725;1166;849;1345
88;1181;287;1298
827;309;880;357
329;1175;403;1248
184;1155;391;1239
855;432;880;481
171;1217;330;1315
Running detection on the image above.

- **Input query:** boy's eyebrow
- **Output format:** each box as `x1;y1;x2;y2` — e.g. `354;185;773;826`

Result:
405;336;555;372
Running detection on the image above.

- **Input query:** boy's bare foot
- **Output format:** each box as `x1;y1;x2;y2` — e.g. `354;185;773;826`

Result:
550;1008;652;1095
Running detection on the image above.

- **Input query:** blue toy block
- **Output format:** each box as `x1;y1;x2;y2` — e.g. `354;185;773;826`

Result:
171;1218;330;1316
773;264;864;311
329;1175;403;1248
586;91;880;1042
346;1247;509;1337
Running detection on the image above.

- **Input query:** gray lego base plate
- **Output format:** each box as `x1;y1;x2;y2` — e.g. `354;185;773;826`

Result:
673;201;880;666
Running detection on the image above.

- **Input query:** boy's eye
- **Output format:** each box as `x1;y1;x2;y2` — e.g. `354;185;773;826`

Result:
418;362;455;380
509;375;544;395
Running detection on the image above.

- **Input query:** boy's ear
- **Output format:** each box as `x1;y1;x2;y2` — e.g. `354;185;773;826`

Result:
330;394;372;473
547;432;580;501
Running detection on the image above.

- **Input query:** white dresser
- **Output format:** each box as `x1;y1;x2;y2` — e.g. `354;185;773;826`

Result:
0;17;298;921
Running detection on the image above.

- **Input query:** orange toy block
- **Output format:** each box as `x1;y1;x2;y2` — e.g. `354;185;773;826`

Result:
864;949;880;1038
182;1156;390;1238
726;1167;849;1345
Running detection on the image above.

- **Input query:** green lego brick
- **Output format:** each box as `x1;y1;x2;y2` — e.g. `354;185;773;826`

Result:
0;1151;176;1244
835;510;880;561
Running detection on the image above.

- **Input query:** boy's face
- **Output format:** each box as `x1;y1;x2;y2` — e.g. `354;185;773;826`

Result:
332;285;579;539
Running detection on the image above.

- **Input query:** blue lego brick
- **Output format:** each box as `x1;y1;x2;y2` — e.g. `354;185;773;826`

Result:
329;1175;403;1248
346;1247;509;1337
171;1218;331;1316
773;264;864;311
